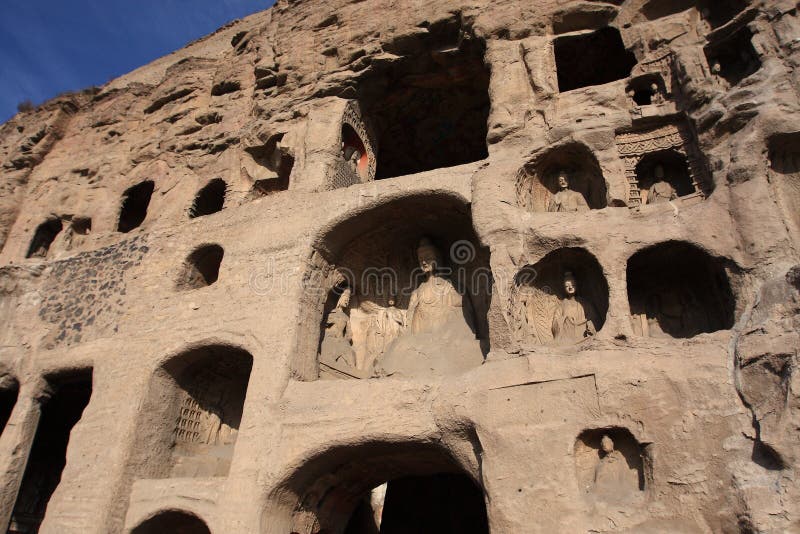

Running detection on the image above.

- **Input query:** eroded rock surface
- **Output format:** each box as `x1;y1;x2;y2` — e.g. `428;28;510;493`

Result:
0;0;798;533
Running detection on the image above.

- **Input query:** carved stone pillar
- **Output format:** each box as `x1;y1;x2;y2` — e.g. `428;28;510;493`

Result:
0;381;50;531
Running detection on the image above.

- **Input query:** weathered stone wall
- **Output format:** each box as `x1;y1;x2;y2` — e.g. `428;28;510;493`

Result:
0;0;798;533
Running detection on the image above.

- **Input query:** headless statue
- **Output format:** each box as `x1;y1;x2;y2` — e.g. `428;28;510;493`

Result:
552;271;598;345
548;171;590;213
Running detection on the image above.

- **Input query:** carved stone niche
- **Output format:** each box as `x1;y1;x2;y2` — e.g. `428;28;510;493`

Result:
510;248;609;347
305;194;492;380
575;427;651;503
516;143;610;213
242;133;295;196
132;345;253;479
616;121;712;207
768;132;800;240
327;101;377;190
704;23;761;88
626;73;668;107
626;241;736;339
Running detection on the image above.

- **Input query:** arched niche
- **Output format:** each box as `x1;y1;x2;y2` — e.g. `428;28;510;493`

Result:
516;143;608;213
26;218;63;259
118;181;155;233
266;441;488;534
768;132;800;239
575;427;651;503
298;193;492;381
132;345;253;479
626;241;735;338
130;510;211;534
635;149;696;204
189;179;226;218
175;244;224;290
328;101;378;189
510;247;609;347
616;122;712;207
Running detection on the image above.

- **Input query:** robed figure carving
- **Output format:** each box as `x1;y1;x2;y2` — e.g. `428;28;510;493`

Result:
548;171;590;213
552;271;598;345
378;238;483;378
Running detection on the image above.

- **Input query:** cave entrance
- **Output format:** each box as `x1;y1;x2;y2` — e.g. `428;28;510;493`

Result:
26;219;63;259
357;16;490;179
704;26;761;87
274;441;488;534
118;181;155;233
176;244;224;290
130;511;211;534
189;179;226;218
554;27;637;92
627;241;735;339
133;345;252;479
344;474;489;534
8;370;92;534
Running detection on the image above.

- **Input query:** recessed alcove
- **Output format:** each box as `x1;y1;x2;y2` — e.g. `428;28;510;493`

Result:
635;150;695;204
131;511;211;534
9;370;92;534
554;27;637;92
270;441;488;534
626;74;667;106
118;181;155;233
510;248;609;346
627;241;735;338
70;217;92;236
0;378;19;437
575;427;649;501
699;0;750;29
176;244;224;290
26;218;63;259
516;143;608;213
300;193;492;380
244;134;294;195
704;26;761;87
132;345;252;479
356;16;490;178
640;0;694;21
189;179;226;218
767;132;800;237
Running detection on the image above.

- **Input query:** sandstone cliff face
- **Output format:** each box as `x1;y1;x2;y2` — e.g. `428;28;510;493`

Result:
0;0;798;533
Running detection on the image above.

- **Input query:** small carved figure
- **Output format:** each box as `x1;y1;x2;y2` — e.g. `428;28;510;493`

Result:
320;287;356;367
650;83;665;105
547;171;590;213
552;271;598;344
593;435;634;496
646;165;678;204
342;142;362;174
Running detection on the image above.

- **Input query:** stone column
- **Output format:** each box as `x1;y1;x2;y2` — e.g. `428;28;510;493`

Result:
0;381;50;531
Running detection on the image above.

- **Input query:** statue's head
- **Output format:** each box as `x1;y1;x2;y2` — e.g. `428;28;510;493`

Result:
417;237;442;274
654;165;665;179
563;271;577;296
557;170;570;190
600;435;615;454
336;287;352;308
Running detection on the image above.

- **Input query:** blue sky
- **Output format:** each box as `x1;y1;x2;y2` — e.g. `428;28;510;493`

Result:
0;0;275;124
